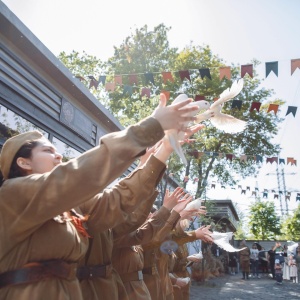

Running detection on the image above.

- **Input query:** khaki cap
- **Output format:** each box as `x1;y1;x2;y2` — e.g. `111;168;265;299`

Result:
0;131;44;180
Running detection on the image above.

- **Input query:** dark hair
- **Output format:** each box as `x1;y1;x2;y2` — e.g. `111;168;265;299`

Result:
0;140;39;186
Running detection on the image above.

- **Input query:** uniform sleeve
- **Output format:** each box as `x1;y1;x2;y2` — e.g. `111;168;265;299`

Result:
80;155;166;233
142;210;181;251
113;206;171;248
0;117;164;249
112;191;159;239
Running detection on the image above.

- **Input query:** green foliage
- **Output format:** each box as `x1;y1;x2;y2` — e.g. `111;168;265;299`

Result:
280;204;300;240
57;23;284;213
248;200;281;240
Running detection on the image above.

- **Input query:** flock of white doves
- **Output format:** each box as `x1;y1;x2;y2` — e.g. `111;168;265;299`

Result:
166;78;246;166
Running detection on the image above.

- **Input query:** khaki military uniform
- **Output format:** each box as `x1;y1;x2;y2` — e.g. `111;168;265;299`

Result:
78;155;166;300
0;117;164;300
112;205;171;300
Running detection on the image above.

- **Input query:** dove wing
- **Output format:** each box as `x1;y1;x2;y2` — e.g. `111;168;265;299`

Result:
210;79;244;110
210;112;247;133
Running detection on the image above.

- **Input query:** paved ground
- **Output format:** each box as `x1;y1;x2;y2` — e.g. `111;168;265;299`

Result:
190;273;300;300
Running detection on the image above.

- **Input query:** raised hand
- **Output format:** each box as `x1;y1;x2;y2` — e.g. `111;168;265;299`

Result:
195;225;213;243
151;93;199;132
162;187;191;211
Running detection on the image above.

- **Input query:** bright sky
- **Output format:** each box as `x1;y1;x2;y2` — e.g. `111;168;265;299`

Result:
2;0;300;217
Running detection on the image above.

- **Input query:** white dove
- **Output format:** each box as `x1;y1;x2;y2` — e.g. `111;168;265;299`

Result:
211;231;246;252
165;94;210;165
195;79;246;134
184;198;203;210
187;250;203;262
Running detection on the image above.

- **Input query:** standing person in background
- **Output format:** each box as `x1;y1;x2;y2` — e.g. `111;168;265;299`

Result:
259;247;269;276
268;242;281;280
228;252;238;275
282;244;290;281
274;259;283;285
0;95;199;300
295;246;300;284
288;254;298;283
239;240;250;280
250;243;260;279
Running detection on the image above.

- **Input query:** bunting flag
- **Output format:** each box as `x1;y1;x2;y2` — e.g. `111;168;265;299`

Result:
105;82;115;92
252;191;257;196
195;95;206;101
129;74;138;86
141;87;151;98
123;85;133;96
250;102;262;112
226;154;234;161
219;66;231;80
145;72;155;85
199;68;212;80
263;192;268;198
75;75;86;82
241;189;246;195
241;64;253;78
179;70;190;82
88;76;99;89
267;104;279;114
286;106;297;117
231;100;243;110
291;59;300;75
162;71;174;83
266;61;278;77
266;157;278;164
114;75;122;85
274;194;279;199
279;158;285;164
99;75;106;85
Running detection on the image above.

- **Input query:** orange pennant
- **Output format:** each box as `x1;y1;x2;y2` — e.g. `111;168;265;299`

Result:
105;82;115;92
267;104;279;114
219;66;231;80
291;59;300;75
162;72;174;83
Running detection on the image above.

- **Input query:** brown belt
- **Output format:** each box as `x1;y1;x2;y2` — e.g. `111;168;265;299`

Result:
0;260;77;289
119;270;143;283
142;266;158;275
77;264;112;280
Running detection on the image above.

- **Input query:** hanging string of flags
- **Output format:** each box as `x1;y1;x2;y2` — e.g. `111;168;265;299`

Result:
173;177;300;202
76;58;300;118
186;151;297;167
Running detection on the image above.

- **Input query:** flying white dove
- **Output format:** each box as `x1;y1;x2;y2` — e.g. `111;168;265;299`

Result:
165;94;210;165
187;250;203;262
184;198;203;210
211;231;246;252
195;79;246;134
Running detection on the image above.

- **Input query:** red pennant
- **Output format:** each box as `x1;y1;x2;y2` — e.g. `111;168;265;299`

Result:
241;64;253;78
129;74;138;86
195;95;206;101
141;88;151;98
114;75;122;85
250;102;261;112
179;70;191;82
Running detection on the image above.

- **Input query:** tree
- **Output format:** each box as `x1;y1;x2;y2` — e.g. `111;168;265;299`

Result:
280;204;300;241
57;24;283;202
248;200;281;240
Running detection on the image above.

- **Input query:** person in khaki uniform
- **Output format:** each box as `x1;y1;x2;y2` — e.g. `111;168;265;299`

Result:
169;221;194;300
112;188;192;300
78;123;205;300
143;208;212;300
0;96;200;300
